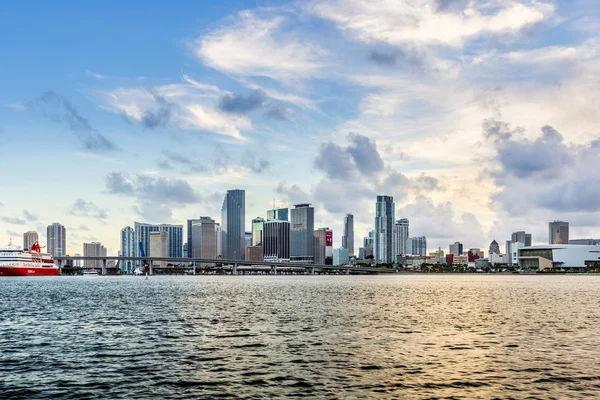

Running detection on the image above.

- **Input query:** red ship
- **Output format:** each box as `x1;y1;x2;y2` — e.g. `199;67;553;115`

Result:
0;242;59;276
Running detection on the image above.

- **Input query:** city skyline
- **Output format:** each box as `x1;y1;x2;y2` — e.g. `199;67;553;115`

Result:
2;1;600;254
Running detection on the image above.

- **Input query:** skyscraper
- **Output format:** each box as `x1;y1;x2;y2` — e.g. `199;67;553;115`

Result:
449;241;463;256
489;240;500;255
23;231;38;251
342;214;354;256
252;217;265;246
267;208;288;221
264;220;290;262
549;221;569;244
47;223;66;257
83;242;107;269
393;218;409;258
120;226;136;273
512;231;532;247
374;195;394;264
149;231;169;267
215;223;222;258
407;236;427;256
314;227;333;265
134;222;183;259
221;189;245;260
290;204;315;263
189;217;217;259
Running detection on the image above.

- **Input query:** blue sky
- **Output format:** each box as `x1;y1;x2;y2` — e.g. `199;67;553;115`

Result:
2;0;600;255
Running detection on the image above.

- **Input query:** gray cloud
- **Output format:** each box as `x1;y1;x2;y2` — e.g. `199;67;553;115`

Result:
7;230;20;237
23;210;38;222
26;91;117;153
369;50;403;67
434;0;470;12
276;183;311;205
346;133;385;175
218;89;267;114
485;119;574;181
314;142;354;180
314;133;384;180
265;104;291;121
69;199;109;220
106;172;200;204
0;216;26;225
79;225;90;231
245;153;271;173
158;150;207;173
141;92;176;129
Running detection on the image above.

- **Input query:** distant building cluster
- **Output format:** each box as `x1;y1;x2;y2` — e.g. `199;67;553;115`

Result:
15;192;600;273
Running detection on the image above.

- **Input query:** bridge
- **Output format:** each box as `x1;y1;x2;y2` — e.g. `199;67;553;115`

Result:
53;256;398;275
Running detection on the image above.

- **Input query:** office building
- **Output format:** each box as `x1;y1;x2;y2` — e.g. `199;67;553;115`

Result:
489;240;500;255
221;189;246;260
83;242;107;269
47;223;66;257
333;248;350;266
245;232;252;248
149;231;169;267
120;226;136;274
469;248;485;259
393;218;409;257
512;231;532;247
290;204;315;263
267;207;288;221
264;220;290;262
374;195;394;264
134;222;183;259
23;231;38;251
407;236;427;256
342;214;354;256
549;221;569;245
569;239;600;245
245;246;264;262
314;227;333;265
215;223;222;258
252;217;265;246
189;217;217;259
449;241;463;256
519;244;600;270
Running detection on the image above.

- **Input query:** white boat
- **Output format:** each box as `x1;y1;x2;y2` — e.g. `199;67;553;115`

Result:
0;241;59;276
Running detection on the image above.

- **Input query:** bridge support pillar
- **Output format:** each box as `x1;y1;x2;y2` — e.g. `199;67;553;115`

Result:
233;263;238;275
193;261;196;275
149;263;153;276
345;269;350;275
311;267;315;275
58;259;63;275
102;259;107;275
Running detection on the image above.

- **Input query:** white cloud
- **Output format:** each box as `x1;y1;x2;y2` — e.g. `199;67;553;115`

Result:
308;0;555;47
196;10;326;80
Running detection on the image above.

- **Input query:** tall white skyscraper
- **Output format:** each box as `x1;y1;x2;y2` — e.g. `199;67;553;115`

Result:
23;231;38;251
342;214;354;256
221;189;245;260
120;226;136;273
47;223;66;257
374;195;394;264
393;218;409;258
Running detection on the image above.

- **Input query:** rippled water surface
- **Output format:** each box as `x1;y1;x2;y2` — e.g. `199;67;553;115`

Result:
1;275;600;399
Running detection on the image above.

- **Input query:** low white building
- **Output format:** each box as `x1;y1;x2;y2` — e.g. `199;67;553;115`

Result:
519;245;600;270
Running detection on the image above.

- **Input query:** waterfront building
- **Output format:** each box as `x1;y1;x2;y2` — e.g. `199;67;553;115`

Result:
83;242;107;269
23;231;38;251
333;248;350;266
469;248;484;261
149;231;169;267
429;248;444;263
449;241;463;256
267;208;288;221
569;239;600;245
489;240;500;255
290;204;315;263
221;189;245;260
512;231;532;247
510;242;525;265
407;236;427;256
120;226;136;273
47;223;66;257
264;220;290;262
342;214;354;256
314;227;333;265
252;217;265;246
519;244;600;270
393;218;409;257
374;195;394;264
134;222;183;259
245;232;252;248
549;221;569;245
189;217;217;259
245;245;264;262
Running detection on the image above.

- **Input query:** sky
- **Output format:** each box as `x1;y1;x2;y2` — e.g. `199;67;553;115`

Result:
1;0;600;256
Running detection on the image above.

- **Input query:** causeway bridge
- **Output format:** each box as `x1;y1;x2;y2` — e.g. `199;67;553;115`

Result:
54;256;398;275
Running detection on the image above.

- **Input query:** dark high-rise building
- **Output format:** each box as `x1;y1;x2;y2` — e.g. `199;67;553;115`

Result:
290;204;315;263
252;217;265;246
135;222;183;259
221;189;245;260
374;195;394;264
267;208;288;221
511;231;532;247
47;223;66;257
489;240;500;255
549;221;569;245
342;214;354;256
449;241;463;256
188;217;217;259
264;220;290;262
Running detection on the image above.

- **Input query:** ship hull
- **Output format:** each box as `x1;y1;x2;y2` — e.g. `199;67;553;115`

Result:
0;266;59;276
